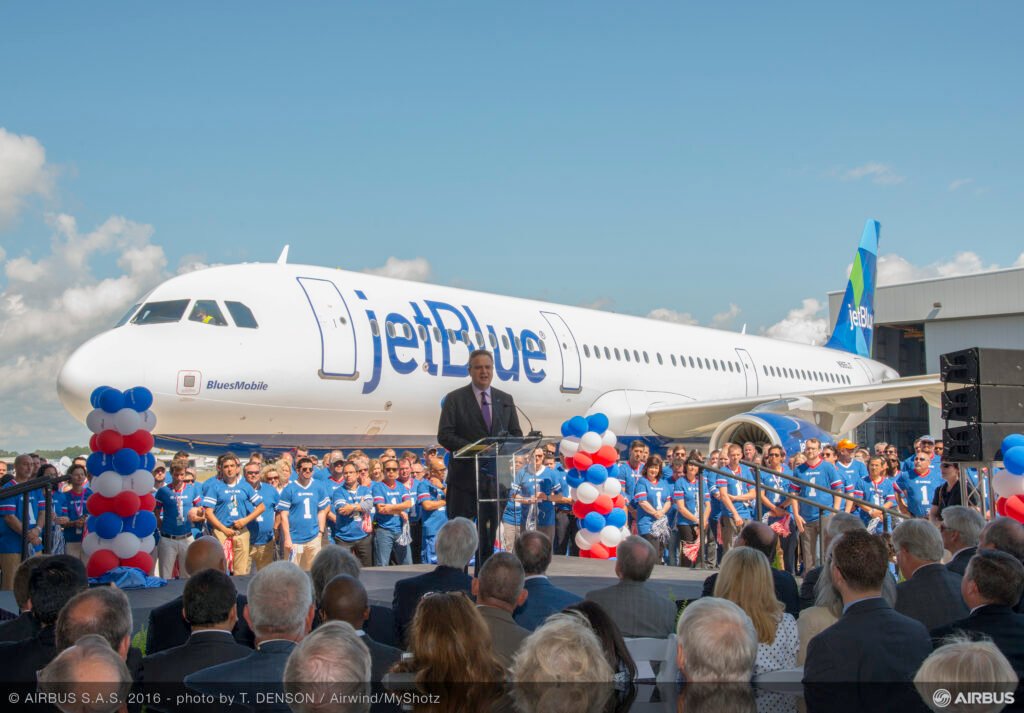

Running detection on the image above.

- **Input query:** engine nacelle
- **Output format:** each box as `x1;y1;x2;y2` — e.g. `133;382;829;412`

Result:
709;412;836;458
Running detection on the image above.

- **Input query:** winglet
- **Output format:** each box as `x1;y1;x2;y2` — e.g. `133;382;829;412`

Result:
277;245;290;264
824;220;879;358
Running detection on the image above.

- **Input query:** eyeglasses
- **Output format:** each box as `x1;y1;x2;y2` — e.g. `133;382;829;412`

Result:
245;471;260;476
267;476;279;481
385;467;399;472
299;467;313;473
183;479;195;483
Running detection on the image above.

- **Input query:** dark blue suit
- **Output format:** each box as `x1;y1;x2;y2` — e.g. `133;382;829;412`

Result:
513;576;582;631
931;604;1024;676
185;639;296;712
393;565;472;646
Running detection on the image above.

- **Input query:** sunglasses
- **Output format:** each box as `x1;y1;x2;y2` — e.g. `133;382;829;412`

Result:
299;467;313;473
385;467;399;472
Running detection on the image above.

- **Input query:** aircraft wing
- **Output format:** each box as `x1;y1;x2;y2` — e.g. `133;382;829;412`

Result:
645;374;943;437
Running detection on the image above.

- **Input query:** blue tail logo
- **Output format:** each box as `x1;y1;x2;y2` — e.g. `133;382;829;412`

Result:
825;220;879;358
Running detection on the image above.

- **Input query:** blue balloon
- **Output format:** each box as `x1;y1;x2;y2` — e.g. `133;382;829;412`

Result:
112;448;141;476
1002;434;1024;458
85;515;98;533
606;508;627;529
90;386;114;409
98;388;125;414
582;512;606;533
586;464;609;485
86;452;110;477
123;386;154;412
567;416;588;438
95;512;123;540
586;413;610;435
560;420;573;438
126;510;157;538
142;453;157;471
565;469;585;489
1005;447;1024;477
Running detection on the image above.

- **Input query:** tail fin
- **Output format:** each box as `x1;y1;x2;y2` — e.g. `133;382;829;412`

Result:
824;219;879;357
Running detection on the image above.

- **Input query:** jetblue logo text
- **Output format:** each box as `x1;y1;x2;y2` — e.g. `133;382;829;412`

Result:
206;380;270;391
848;305;873;330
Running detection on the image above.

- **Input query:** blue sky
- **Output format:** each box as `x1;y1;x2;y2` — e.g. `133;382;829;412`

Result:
1;2;1022;448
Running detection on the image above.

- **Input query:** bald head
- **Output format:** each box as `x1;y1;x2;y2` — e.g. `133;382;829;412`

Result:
186;536;227;575
737;522;779;562
319;575;368;629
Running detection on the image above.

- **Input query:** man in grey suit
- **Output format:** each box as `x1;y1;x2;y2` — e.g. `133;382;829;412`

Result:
319;574;401;681
893;519;968;631
473;552;529;668
585;536;677;638
940;505;984;576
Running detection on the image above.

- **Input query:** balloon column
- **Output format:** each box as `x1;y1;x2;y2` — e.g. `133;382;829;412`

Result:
989;434;1024;522
559;413;628;559
81;386;159;578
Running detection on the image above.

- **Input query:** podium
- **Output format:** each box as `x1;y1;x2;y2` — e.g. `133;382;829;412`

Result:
454;435;558;568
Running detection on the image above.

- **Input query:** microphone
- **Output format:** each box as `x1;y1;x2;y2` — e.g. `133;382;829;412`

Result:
505;402;542;439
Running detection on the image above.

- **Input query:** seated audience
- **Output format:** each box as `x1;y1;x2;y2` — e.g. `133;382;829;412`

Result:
586;536;677;638
914;635;1018;712
309;544;395;646
713;547;797;674
513;530;581;631
798;512;864;610
141;569;252;683
676;597;757;682
893;519;968;630
473;551;530;668
56;585;134;658
804;530;932;683
0;554;49;643
283;621;371;713
563;600;637;688
392;517;475;645
931;550;1024;676
0;555;87;683
981;517;1024;561
185;561;315;708
145;535;254;653
702;521;800;618
319;574;401;681
38;635;132;713
513;612;614;684
389;590;505;682
940;505;985;576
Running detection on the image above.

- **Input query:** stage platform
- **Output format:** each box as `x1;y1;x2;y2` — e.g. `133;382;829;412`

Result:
0;556;708;634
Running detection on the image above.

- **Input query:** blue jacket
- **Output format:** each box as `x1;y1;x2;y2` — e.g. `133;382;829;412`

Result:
185;639;296;712
513;576;582;631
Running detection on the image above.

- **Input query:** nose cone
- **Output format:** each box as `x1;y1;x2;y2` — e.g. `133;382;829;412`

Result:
57;332;145;423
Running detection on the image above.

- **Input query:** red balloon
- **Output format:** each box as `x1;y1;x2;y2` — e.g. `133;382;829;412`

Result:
573;452;594;471
562;457;574;472
121;551;153;574
997;497;1008;517
123;429;155;455
572;500;593;520
593;445;618;468
1004;495;1024;523
111;491;141;518
87;493;113;516
607;546;617;558
89;434;100;452
589;542;610;559
87;549;120;578
612;495;626;509
578;548;592;558
96;429;124;455
139;493;156;512
593;494;614;515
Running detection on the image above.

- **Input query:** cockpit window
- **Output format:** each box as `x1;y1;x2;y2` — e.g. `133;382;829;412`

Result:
114;303;141;327
225;301;259;329
131;299;190;325
188;300;228;326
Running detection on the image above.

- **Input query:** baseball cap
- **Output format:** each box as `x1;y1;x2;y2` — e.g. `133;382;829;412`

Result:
918;434;935;443
153;460;167;472
836;439;857;450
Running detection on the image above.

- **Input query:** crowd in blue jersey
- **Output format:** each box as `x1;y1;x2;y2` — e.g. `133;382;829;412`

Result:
0;431;990;587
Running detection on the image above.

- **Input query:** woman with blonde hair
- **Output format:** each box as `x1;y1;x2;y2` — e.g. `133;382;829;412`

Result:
368;458;384;483
713;546;797;674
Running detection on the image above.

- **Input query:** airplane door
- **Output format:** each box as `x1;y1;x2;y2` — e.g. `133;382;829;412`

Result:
297;277;359;380
540;311;582;393
853;358;874;383
735;348;759;397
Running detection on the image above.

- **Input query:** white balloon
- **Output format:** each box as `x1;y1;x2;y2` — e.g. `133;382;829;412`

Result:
579;528;602;545
559;439;580;458
602;478;622;497
579;431;603;454
82;532;101;557
93;471;125;498
139;410;158;432
114;408;142;436
994;472;1024;498
130;469;155;495
620;526;630;540
601;430;617;448
599;525;623;548
86;409;113;434
139;535;156;553
112;532;141;559
569;487;577;501
576;482;599;504
575;530;594;550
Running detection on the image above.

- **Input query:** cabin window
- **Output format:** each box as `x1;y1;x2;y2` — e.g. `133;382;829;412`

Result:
671;354;677;366
115;303;141;327
614;348;621;361
713;360;719;371
501;334;510;350
657;353;663;365
475;331;484;346
386;322;396;338
417;325;427;341
688;356;695;368
594;345;601;360
584;345;591;358
641;352;648;364
447;329;456;343
132;299;190;325
624;349;631;362
488;332;497;349
604;347;611;359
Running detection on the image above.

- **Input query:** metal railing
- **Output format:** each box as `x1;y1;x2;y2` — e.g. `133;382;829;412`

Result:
1;474;72;559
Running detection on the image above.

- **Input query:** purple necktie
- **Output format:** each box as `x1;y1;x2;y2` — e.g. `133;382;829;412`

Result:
481;392;492;432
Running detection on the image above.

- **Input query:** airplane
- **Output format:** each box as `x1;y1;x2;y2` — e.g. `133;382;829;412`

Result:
56;220;941;457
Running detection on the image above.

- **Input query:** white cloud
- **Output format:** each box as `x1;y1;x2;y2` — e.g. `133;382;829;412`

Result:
363;256;432;282
579;297;613;310
839;162;905;186
874;251;999;285
762;298;829;346
0;128;54;228
948;178;974;192
712;303;741;326
646;307;699;325
1014;253;1024;268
